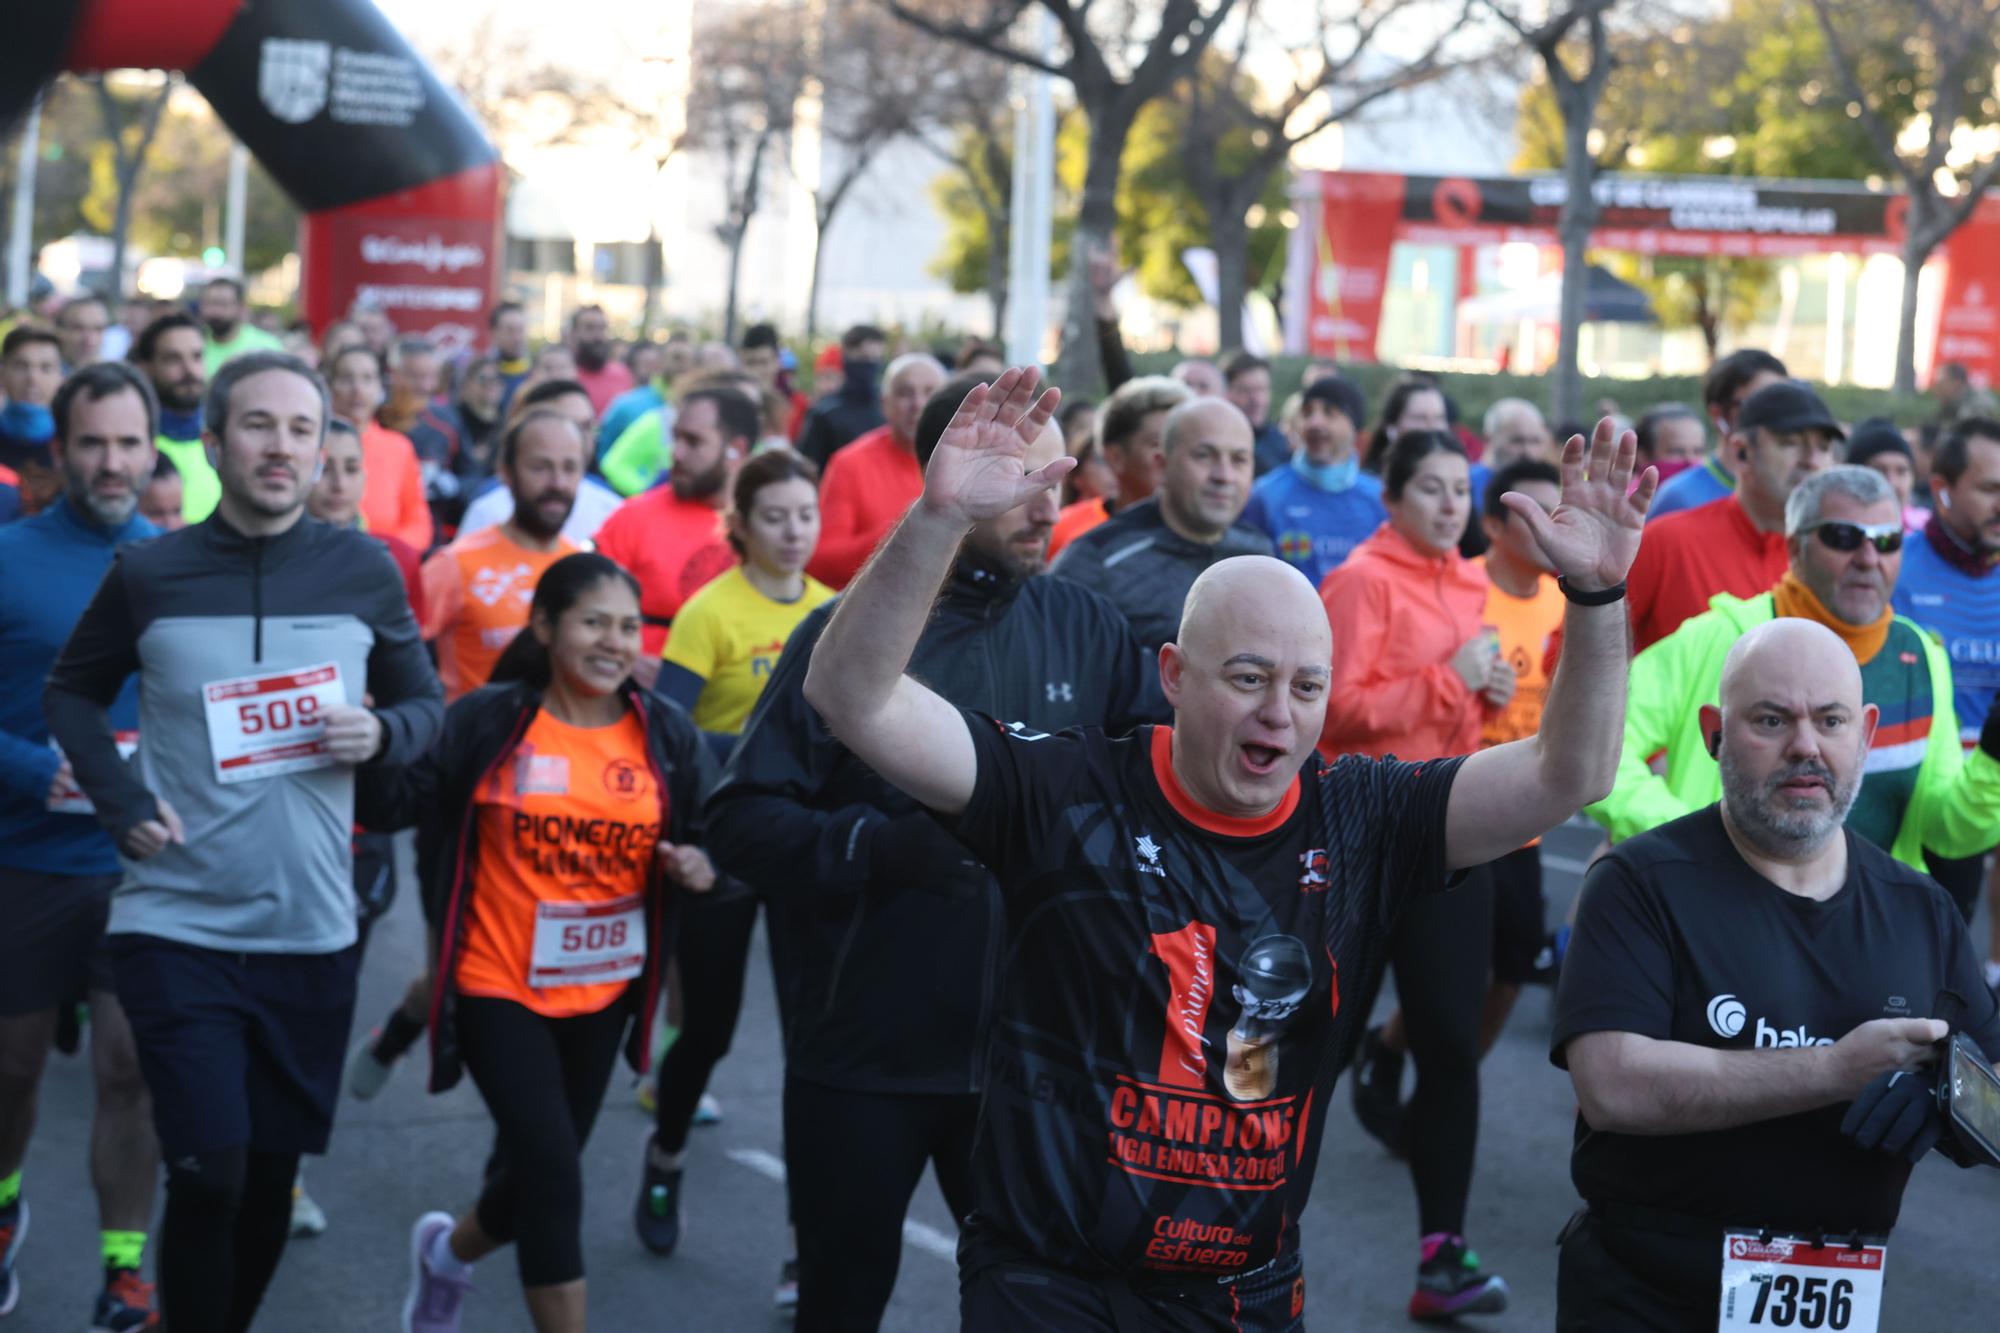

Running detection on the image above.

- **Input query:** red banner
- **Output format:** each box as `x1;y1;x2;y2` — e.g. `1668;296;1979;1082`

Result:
1934;196;2000;388
1294;168;2000;381
299;162;504;355
1304;172;1403;362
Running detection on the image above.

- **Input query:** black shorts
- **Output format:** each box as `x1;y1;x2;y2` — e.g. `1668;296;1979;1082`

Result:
959;1220;1305;1333
1488;844;1546;985
0;867;119;1016
107;934;362;1160
1556;1208;1720;1333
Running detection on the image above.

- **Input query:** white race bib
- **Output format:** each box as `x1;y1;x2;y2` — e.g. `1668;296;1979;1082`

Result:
202;663;345;785
1718;1231;1886;1332
47;732;138;814
529;894;646;989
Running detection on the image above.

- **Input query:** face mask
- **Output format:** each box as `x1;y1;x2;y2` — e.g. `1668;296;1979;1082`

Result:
0;401;53;442
1293;450;1359;493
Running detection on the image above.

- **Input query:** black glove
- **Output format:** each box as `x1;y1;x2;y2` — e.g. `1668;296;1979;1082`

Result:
1981;691;2000;763
1841;1069;1946;1163
866;811;989;900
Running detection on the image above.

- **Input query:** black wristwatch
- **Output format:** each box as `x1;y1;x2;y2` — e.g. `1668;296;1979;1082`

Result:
1556;576;1627;607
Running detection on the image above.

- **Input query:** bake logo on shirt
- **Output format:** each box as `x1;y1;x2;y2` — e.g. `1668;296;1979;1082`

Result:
1135;833;1166;877
1883;994;1911;1015
513;745;570;796
602;758;648;801
1278;531;1313;561
1046;681;1074;703
1298;848;1329;892
998;720;1052;742
1706;992;1834;1047
470;561;535;608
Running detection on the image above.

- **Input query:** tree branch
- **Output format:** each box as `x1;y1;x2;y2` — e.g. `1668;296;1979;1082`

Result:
1805;0;1910;182
885;0;1071;80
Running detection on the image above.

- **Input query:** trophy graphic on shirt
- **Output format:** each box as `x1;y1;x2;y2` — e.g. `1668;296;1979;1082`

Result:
1225;934;1311;1102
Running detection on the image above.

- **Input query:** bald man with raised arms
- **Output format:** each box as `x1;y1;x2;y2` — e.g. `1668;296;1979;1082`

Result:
1552;618;2000;1331
802;365;1657;1329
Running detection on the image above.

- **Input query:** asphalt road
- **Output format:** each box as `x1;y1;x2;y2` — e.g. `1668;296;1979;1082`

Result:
14;819;2000;1331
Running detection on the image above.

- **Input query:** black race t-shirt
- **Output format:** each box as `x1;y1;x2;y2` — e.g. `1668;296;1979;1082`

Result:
1551;805;2000;1234
951;713;1462;1278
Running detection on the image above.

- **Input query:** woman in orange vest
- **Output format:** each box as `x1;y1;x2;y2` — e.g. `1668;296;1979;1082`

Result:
1317;428;1517;1319
362;552;717;1333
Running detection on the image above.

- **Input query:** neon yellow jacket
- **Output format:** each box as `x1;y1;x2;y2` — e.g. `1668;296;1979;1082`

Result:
1585;591;2000;871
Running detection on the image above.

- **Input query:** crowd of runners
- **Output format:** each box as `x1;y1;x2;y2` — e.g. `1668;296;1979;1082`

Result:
0;268;1997;1333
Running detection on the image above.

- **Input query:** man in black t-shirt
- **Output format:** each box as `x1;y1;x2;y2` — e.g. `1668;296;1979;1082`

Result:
800;366;1659;1328
1553;617;2000;1332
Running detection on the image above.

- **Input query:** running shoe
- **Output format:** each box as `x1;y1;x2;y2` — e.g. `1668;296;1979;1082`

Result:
402;1212;473;1333
1408;1233;1508;1321
774;1256;800;1315
634;1138;684;1256
1528;925;1570;988
90;1267;159;1331
693;1092;724;1126
1350;1025;1409;1159
290;1175;328;1238
347;1028;399;1101
0;1200;25;1317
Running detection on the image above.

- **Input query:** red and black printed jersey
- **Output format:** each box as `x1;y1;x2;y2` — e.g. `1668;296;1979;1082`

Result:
949;713;1464;1279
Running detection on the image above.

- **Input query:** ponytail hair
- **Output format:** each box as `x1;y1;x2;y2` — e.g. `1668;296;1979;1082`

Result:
488;552;643;689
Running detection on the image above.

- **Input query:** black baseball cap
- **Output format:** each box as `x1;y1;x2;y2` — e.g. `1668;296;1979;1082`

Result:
1734;380;1845;441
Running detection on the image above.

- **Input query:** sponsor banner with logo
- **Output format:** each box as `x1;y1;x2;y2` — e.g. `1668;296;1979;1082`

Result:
322;215;496;355
1289;170;2000;385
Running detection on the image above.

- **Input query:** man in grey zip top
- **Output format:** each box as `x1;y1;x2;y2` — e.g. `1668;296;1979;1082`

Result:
45;350;444;1333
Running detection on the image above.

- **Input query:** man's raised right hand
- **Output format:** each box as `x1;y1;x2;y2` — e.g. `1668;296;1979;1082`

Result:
918;366;1071;527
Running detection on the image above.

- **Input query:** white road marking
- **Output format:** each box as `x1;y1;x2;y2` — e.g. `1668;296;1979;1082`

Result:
725;1147;958;1263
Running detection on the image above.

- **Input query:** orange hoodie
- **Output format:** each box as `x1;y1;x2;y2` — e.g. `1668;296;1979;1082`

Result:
1318;523;1490;762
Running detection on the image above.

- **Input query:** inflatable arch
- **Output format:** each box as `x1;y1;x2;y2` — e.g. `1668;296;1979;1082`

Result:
3;0;503;352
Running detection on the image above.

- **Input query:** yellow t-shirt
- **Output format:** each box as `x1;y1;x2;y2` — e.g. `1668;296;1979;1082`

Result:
662;566;835;735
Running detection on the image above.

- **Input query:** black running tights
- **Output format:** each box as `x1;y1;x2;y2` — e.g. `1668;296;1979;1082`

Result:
160;1146;299;1332
785;1077;980;1333
458;994;629;1287
1390;866;1494;1238
654;892;761;1154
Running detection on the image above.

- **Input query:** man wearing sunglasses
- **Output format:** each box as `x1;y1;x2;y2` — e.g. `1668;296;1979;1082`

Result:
1591;464;2000;872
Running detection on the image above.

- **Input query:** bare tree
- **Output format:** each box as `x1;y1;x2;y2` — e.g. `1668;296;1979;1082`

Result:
892;0;1239;391
89;74;174;299
687;8;807;343
430;14;688;334
799;2;946;341
1181;0;1471;353
1808;0;2000;396
1486;0;1615;425
913;54;1017;334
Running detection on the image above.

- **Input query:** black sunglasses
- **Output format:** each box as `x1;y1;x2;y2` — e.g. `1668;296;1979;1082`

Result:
1803;520;1903;554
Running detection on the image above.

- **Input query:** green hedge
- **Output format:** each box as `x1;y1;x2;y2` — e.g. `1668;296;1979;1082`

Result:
1121;353;1920;431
